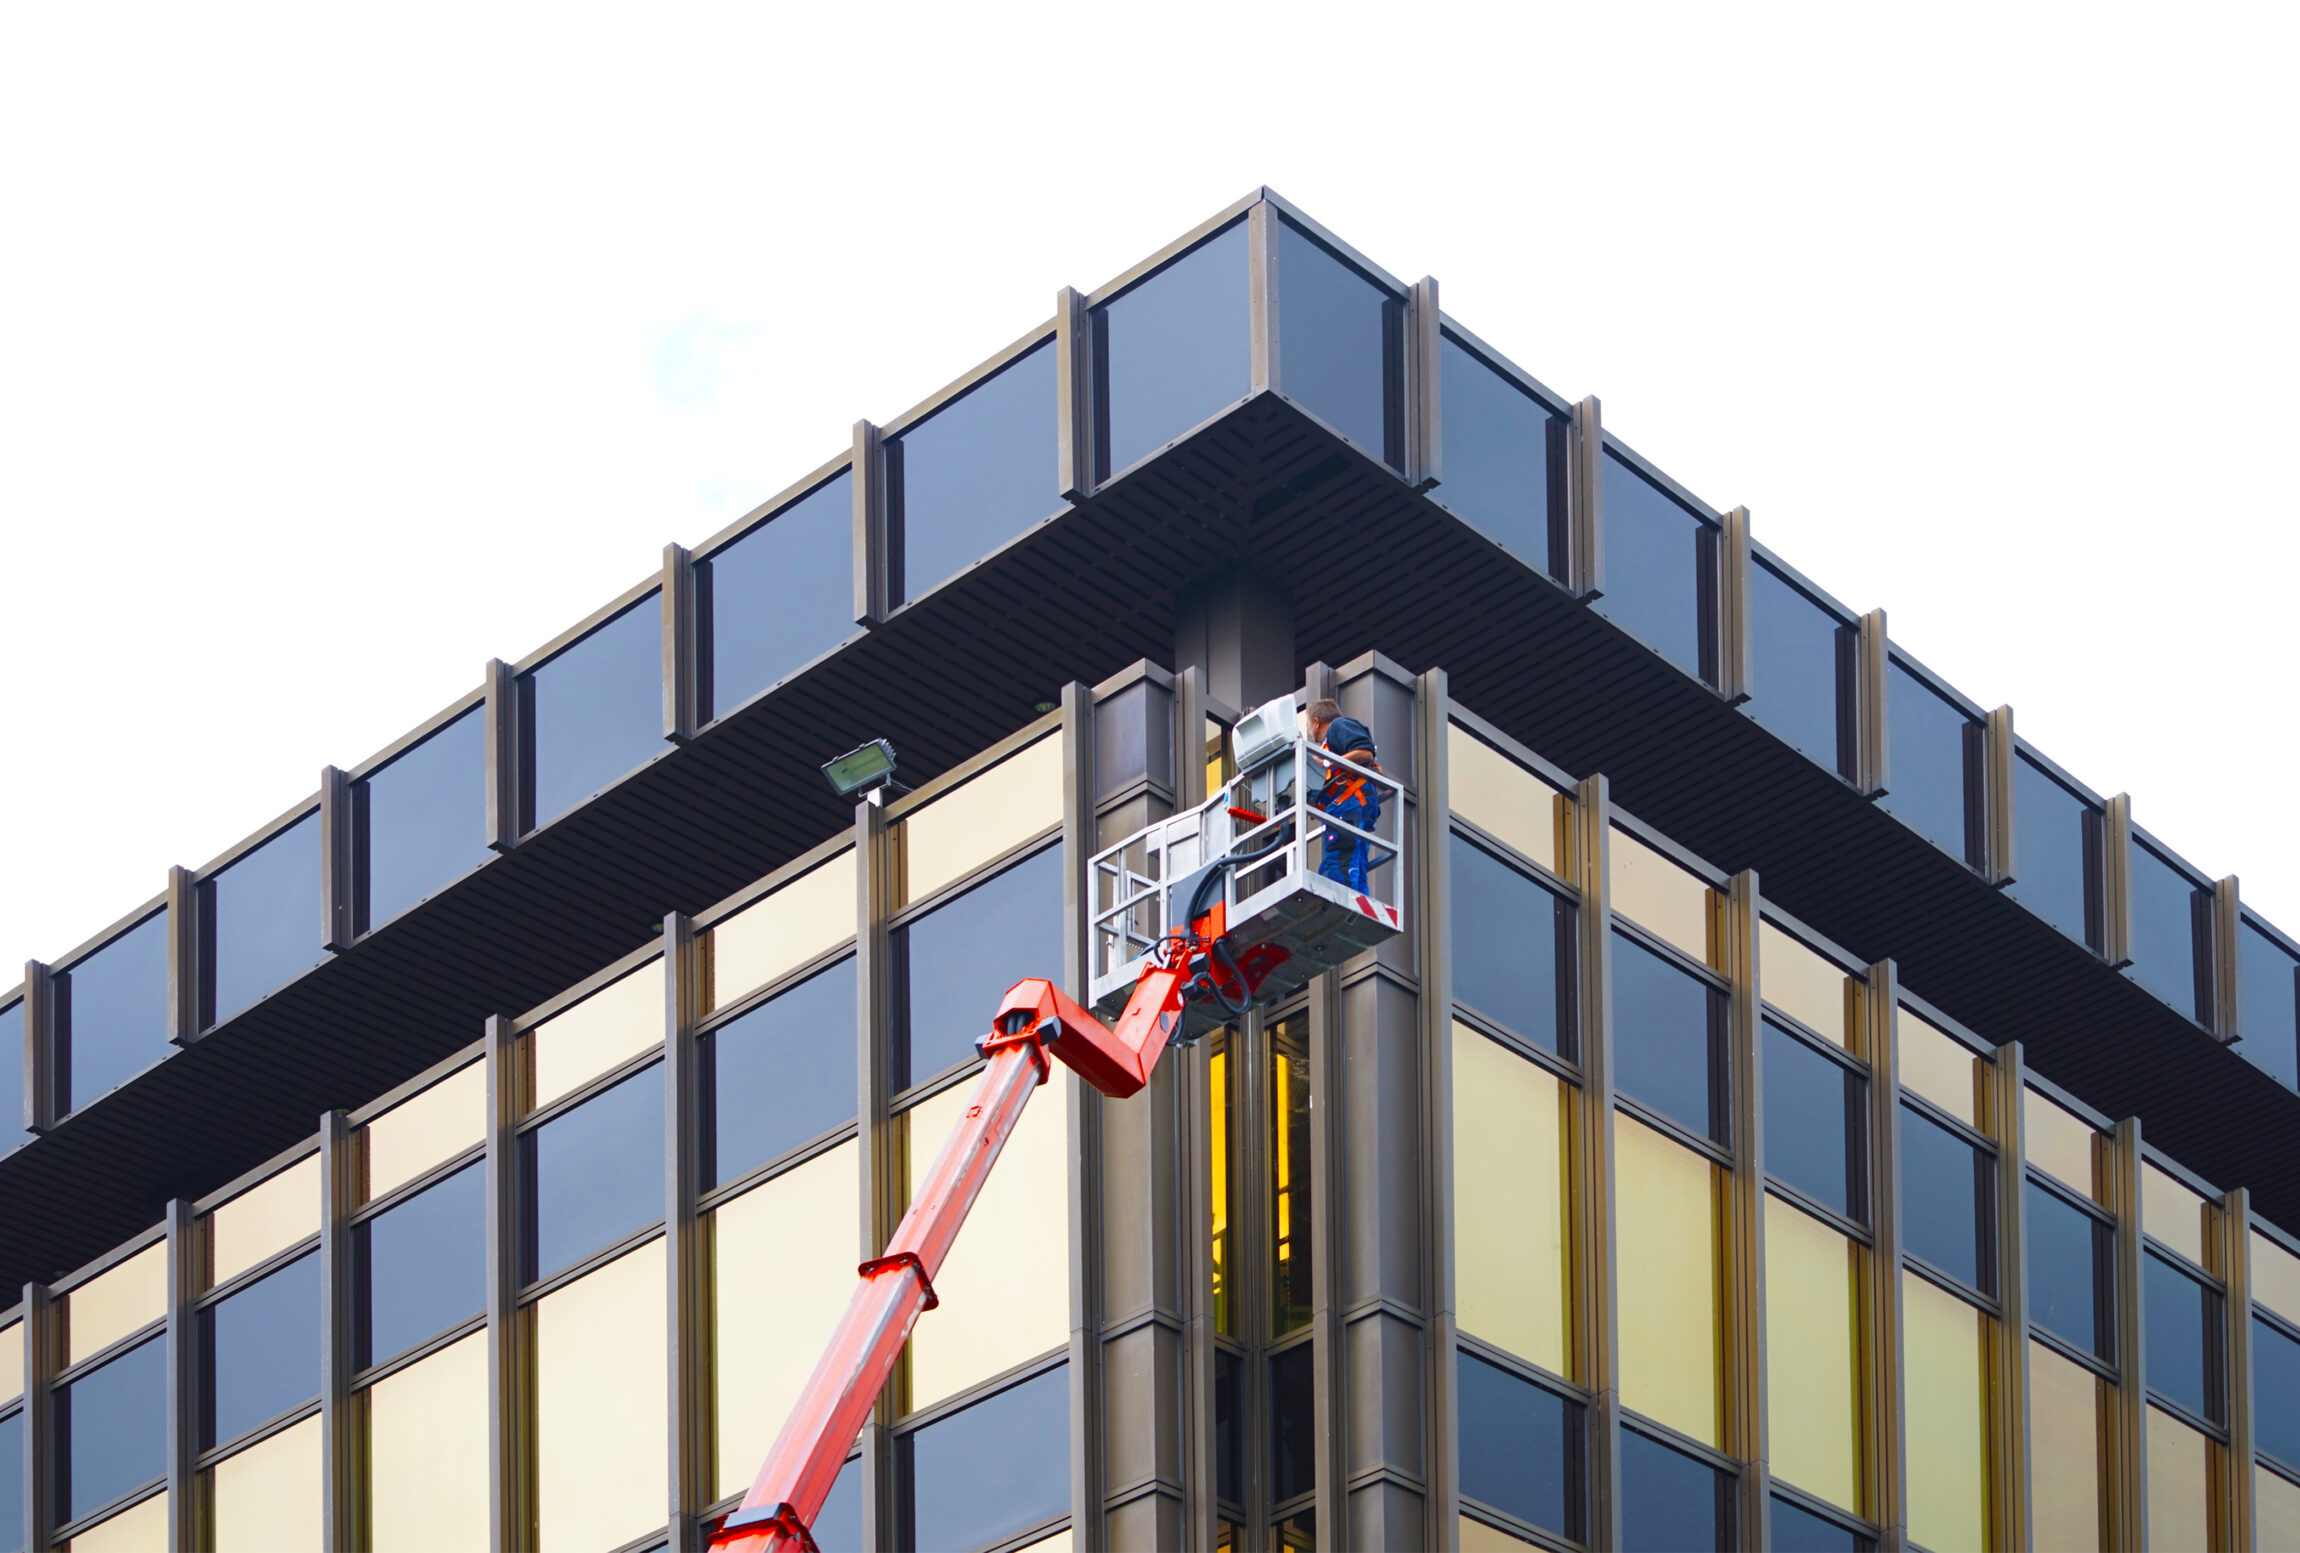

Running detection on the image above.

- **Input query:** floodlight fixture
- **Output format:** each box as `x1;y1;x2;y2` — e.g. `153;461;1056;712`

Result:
822;739;906;801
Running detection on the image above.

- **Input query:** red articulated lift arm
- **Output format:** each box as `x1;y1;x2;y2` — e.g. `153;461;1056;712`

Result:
710;908;1259;1553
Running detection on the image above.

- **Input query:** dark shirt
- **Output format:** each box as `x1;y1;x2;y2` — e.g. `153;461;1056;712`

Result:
1322;716;1376;762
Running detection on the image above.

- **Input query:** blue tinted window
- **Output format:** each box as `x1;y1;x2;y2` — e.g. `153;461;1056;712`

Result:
525;595;662;830
898;1363;1067;1553
1747;559;1844;770
56;1336;164;1521
1269;1340;1316;1505
895;342;1058;604
1433;334;1561;574
1450;836;1569;1054
361;707;485;931
205;1251;320;1447
1275;217;1397;465
359;1162;484;1367
1096;223;1251;478
2128;842;2203;1018
1878;664;1975;864
811;1456;863;1553
2255;1316;2300;1469
527;1064;663;1283
2007;753;2094;946
2239;920;2300;1089
0;1410;19;1551
702;472;856;721
1620;1427;1727;1553
1773;1495;1869;1552
1613;931;1722;1143
1214;1348;1240;1505
2144;1252;2218;1422
208;812;322;1026
1764;1023;1861;1220
0;1001;24;1159
56;912;169;1112
705;957;856;1187
2026;1180;2109;1359
1594;453;1710;680
894;847;1062;1092
1901;1106;1988;1293
1458;1353;1581;1539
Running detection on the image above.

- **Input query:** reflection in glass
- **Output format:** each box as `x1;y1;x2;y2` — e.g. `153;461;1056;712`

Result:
1900;1271;1988;1553
1747;558;1847;771
2128;841;2206;1017
2145;1404;2212;1553
2022;1087;2098;1199
524;594;662;830
206;810;324;1026
1269;1340;1316;1506
2025;1180;2110;1360
1450;836;1570;1054
900;736;1063;907
894;340;1058;603
2027;1338;2105;1553
2239;919;2300;1089
1456;1353;1580;1539
709;851;857;1012
203;1252;320;1447
894;845;1063;1092
526;1064;664;1283
359;707;486;930
702;472;856;721
54;912;168;1113
1452;1025;1570;1374
1772;1495;1869;1552
366;1330;488;1553
536;1241;667;1553
1447;726;1562;872
0;1410;18;1546
1618;1428;1727;1553
2257;1318;2300;1471
1613;932;1723;1144
1877;663;1977;865
1095;222;1251;479
711;1142;858;1498
358;1161;484;1368
1275;217;1399;464
209;1154;318;1288
364;1061;484;1203
1761;922;1852;1046
1608;829;1715;967
66;1244;165;1366
1898;1009;1980;1128
1765;1023;1862;1221
1615;1114;1721;1447
1594;452;1711;681
2143;1251;2219;1423
1765;1196;1860;1511
904;1079;1068;1410
1900;1106;1988;1293
1434;334;1562;574
56;1337;165;1522
705;957;855;1187
1271;1019;1313;1336
0;1000;19;1161
208;1413;320;1553
808;1457;863;1553
898;1363;1068;1553
1214;1348;1240;1505
530;958;663;1112
2006;753;2095;946
2142;1160;2210;1266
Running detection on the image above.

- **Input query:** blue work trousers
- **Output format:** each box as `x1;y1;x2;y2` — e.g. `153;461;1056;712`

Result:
1317;787;1379;893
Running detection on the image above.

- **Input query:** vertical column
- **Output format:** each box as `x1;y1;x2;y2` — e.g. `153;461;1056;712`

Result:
1863;961;1908;1553
852;423;889;628
1173;668;1220;1553
1415;668;1460;1550
663;913;703;1553
1716;508;1753;706
2102;796;2135;971
483;659;520;855
1984;707;2017;889
23;1283;51;1553
1724;872;1770;1553
319;1110;358;1553
1855;612;1891;801
320;766;355;953
1236;1003;1273;1548
1060;682;1111;1551
1247;201;1277;399
2225;1188;2256;1553
1573;774;1622;1550
166;865;200;1045
1991;1043;2032;1553
1308;971;1346;1553
163;1199;196;1553
485;1013;530;1553
851;797;893;1552
1055;287;1095;505
2212;878;2243;1042
662;545;698;745
1403;276;1442;493
2110;1115;2149;1549
22;963;53;1134
1566;398;1605;600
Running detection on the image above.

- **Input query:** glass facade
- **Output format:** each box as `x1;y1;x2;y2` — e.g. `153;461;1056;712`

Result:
1274;216;1400;467
1432;333;1562;575
2128;837;2206;1018
699;470;856;720
1746;555;1848;771
2240;917;2300;1089
893;340;1059;603
203;811;323;1027
357;705;486;931
2007;750;2097;947
522;592;663;831
54;911;168;1114
1594;452;1713;681
1094;221;1251;479
1878;661;1977;866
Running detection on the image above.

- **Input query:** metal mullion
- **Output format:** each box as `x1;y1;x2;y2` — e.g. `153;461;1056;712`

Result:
1608;914;1730;993
663;912;702;1553
192;1234;323;1313
2228;1191;2257;1551
349;1313;488;1395
1567;398;1603;599
1178;671;1219;1553
1247;200;1276;400
1758;1182;1874;1253
1418;667;1461;1551
1724;872;1769;1553
1305;971;1343;1553
349;1144;488;1227
1866;966;1908;1552
1451;1006;1581;1090
1718;507;1752;705
694;941;858;1039
1573;775;1621;1551
1237;1003;1272;1547
2111;1115;2148;1550
194;1399;322;1472
1610;1096;1732;1173
852;796;894;1551
1059;681;1104;1551
163;1198;196;1553
516;1046;665;1137
484;1013;530;1553
22;1282;50;1553
318;1109;357;1553
693;1124;860;1219
1991;1042;2030;1553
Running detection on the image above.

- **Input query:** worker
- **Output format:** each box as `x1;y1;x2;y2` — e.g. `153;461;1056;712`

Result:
1305;698;1380;892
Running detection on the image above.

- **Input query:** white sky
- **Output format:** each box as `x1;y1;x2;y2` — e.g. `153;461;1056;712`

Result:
3;5;2294;975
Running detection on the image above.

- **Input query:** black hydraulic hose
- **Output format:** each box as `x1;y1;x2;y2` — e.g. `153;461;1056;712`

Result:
1174;829;1292;1017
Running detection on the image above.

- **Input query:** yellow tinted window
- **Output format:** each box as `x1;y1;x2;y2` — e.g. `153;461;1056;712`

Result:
2258;1462;2300;1553
0;1322;21;1407
537;1240;668;1552
531;958;663;1112
1210;1036;1233;1337
67;1242;165;1364
209;1154;319;1288
711;850;858;1013
1608;829;1716;967
1453;1024;1570;1375
904;1076;1070;1411
368;1330;488;1553
1901;1271;1989;1553
209;1413;320;1553
1448;725;1562;873
1615;1112;1721;1446
2254;1231;2300;1327
2146;1405;2211;1553
1765;1196;1860;1511
902;736;1063;905
365;1061;485;1203
2028;1338;2104;1553
713;1142;858;1499
2023;1088;2100;1200
1897;1009;1980;1127
61;1493;166;1553
1761;922;1853;1047
2142;1162;2210;1266
1459;1514;1545;1551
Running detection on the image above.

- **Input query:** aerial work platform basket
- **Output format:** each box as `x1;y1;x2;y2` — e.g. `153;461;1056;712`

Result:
1088;698;1406;1040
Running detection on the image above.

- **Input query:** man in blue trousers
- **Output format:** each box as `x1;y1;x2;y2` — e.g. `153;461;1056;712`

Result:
1305;698;1380;893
